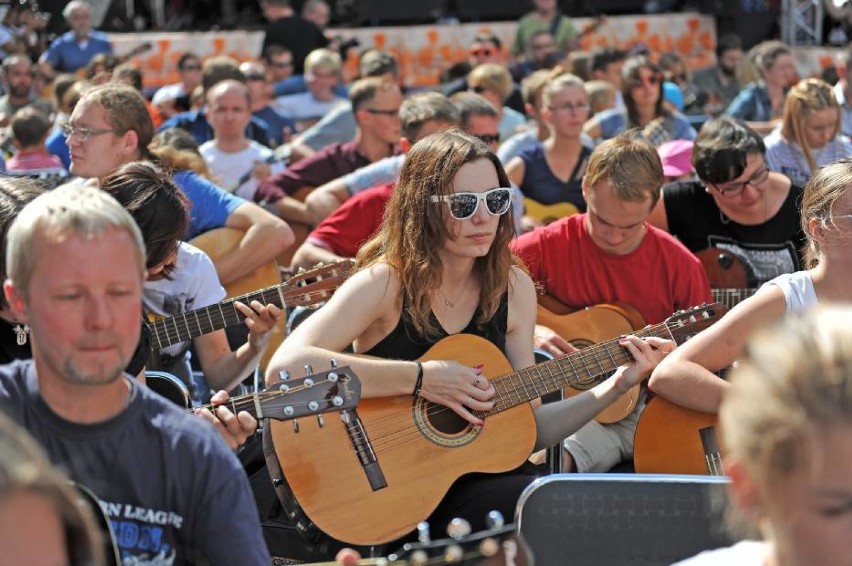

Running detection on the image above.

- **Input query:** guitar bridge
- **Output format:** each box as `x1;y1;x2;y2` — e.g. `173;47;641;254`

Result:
341;408;387;491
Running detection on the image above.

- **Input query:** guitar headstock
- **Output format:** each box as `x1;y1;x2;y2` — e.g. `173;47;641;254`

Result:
260;366;361;422
665;303;728;345
283;259;355;309
389;512;519;565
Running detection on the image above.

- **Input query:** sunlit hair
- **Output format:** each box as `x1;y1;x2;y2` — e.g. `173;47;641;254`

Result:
752;40;791;76
80;83;154;161
205;78;251;108
721;305;852;527
468;63;513;102
520;69;553;109
0;411;105;566
149;128;213;179
0;178;43;309
799;157;852;268
357;129;516;337
304;48;342;75
101;161;189;279
6;184;146;301
541;73;586;110
621;56;668;128
399;92;459;141
780;78;840;173
584;132;664;206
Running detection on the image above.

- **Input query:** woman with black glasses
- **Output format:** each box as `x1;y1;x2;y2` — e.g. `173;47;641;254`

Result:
265;129;670;549
583;55;696;147
648;116;805;287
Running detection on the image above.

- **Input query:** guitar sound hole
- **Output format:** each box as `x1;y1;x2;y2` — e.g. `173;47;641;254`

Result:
425;402;469;435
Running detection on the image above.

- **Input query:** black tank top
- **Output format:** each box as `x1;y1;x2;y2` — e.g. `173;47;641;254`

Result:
364;292;509;361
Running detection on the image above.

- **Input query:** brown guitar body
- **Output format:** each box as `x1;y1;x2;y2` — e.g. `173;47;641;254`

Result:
189;227;283;369
267;334;537;546
694;247;749;289
633;397;719;475
536;298;644;423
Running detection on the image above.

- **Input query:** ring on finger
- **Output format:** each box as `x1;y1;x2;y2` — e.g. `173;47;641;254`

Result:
467;396;474;405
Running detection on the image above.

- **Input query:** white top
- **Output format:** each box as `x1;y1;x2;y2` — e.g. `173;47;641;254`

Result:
143;242;226;361
199;140;286;201
152;82;186;105
761;270;818;314
272;92;346;123
673;540;767;565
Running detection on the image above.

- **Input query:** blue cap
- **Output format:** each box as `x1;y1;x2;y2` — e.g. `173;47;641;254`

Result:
662;81;684;112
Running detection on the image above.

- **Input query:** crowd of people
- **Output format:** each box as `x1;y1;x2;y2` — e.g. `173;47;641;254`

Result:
0;0;851;564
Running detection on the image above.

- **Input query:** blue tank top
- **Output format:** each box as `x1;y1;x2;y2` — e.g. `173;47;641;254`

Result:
518;144;590;210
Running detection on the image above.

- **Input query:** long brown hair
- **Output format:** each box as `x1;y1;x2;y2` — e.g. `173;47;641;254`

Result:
357;129;516;337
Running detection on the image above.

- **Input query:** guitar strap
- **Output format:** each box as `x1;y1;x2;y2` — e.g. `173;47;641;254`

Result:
549;13;562;38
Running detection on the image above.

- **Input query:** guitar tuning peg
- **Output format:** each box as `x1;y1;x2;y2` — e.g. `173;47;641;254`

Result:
278;369;289;382
446;517;471;540
330;358;338;368
486;510;505;529
409;550;428;566
417;521;431;544
316;414;324;427
292;419;299;433
304;364;313;376
443;544;463;563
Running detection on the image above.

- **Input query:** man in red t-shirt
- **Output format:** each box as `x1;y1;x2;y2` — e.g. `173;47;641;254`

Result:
511;133;711;473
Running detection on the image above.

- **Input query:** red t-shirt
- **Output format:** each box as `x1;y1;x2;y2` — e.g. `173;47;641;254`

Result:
307;183;395;258
511;213;712;324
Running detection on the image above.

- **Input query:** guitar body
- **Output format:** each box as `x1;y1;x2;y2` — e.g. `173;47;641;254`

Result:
633;397;719;475
189;227;283;369
694;247;749;289
536;298;644;423
522;198;579;226
268;334;537;546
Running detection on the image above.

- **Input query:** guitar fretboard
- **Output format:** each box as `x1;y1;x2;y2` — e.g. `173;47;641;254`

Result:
147;270;348;349
484;323;676;416
712;287;756;310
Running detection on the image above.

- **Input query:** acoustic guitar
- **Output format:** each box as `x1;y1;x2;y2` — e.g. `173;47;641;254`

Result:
694;247;758;309
536;295;645;423
144;260;352;352
633;396;723;476
266;304;725;545
522;198;579;226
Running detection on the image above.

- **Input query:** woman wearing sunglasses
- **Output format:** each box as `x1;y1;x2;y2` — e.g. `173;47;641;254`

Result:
650;157;852;415
505;73;592;231
583;56;696;147
764;78;852;186
265;129;670;541
648;116;806;287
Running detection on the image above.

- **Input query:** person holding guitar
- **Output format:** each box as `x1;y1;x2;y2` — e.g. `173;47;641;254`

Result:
0;184;270;564
266;129;672;542
674;305;852;565
650;158;852;413
511;133;711;473
648;117;805;290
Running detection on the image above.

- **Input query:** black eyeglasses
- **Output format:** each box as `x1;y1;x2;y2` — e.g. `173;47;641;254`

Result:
475;133;500;145
470;85;488;95
245;74;266;82
365;108;399;117
431;187;513;220
712;166;770;197
180;64;201;71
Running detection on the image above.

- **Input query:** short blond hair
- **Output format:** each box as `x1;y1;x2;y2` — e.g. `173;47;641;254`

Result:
468;63;513;102
304;48;342;76
584;133;664;205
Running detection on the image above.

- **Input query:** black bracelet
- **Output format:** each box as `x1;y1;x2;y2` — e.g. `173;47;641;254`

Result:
412;360;424;397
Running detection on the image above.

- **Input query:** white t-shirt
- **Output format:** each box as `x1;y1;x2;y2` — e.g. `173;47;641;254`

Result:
761;270;818;314
198;140;285;201
673;540;767;565
272;92;346;123
143;242;226;373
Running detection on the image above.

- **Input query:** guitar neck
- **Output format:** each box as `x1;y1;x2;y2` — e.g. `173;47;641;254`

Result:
712;287;756;309
148;275;342;348
485;323;673;416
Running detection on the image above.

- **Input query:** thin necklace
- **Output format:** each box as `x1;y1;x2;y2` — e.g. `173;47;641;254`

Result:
437;278;471;309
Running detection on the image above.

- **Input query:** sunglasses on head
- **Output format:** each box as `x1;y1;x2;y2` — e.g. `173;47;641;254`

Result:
431;187;513;220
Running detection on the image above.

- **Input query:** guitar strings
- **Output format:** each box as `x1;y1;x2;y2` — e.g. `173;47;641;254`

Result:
338;325;677;453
